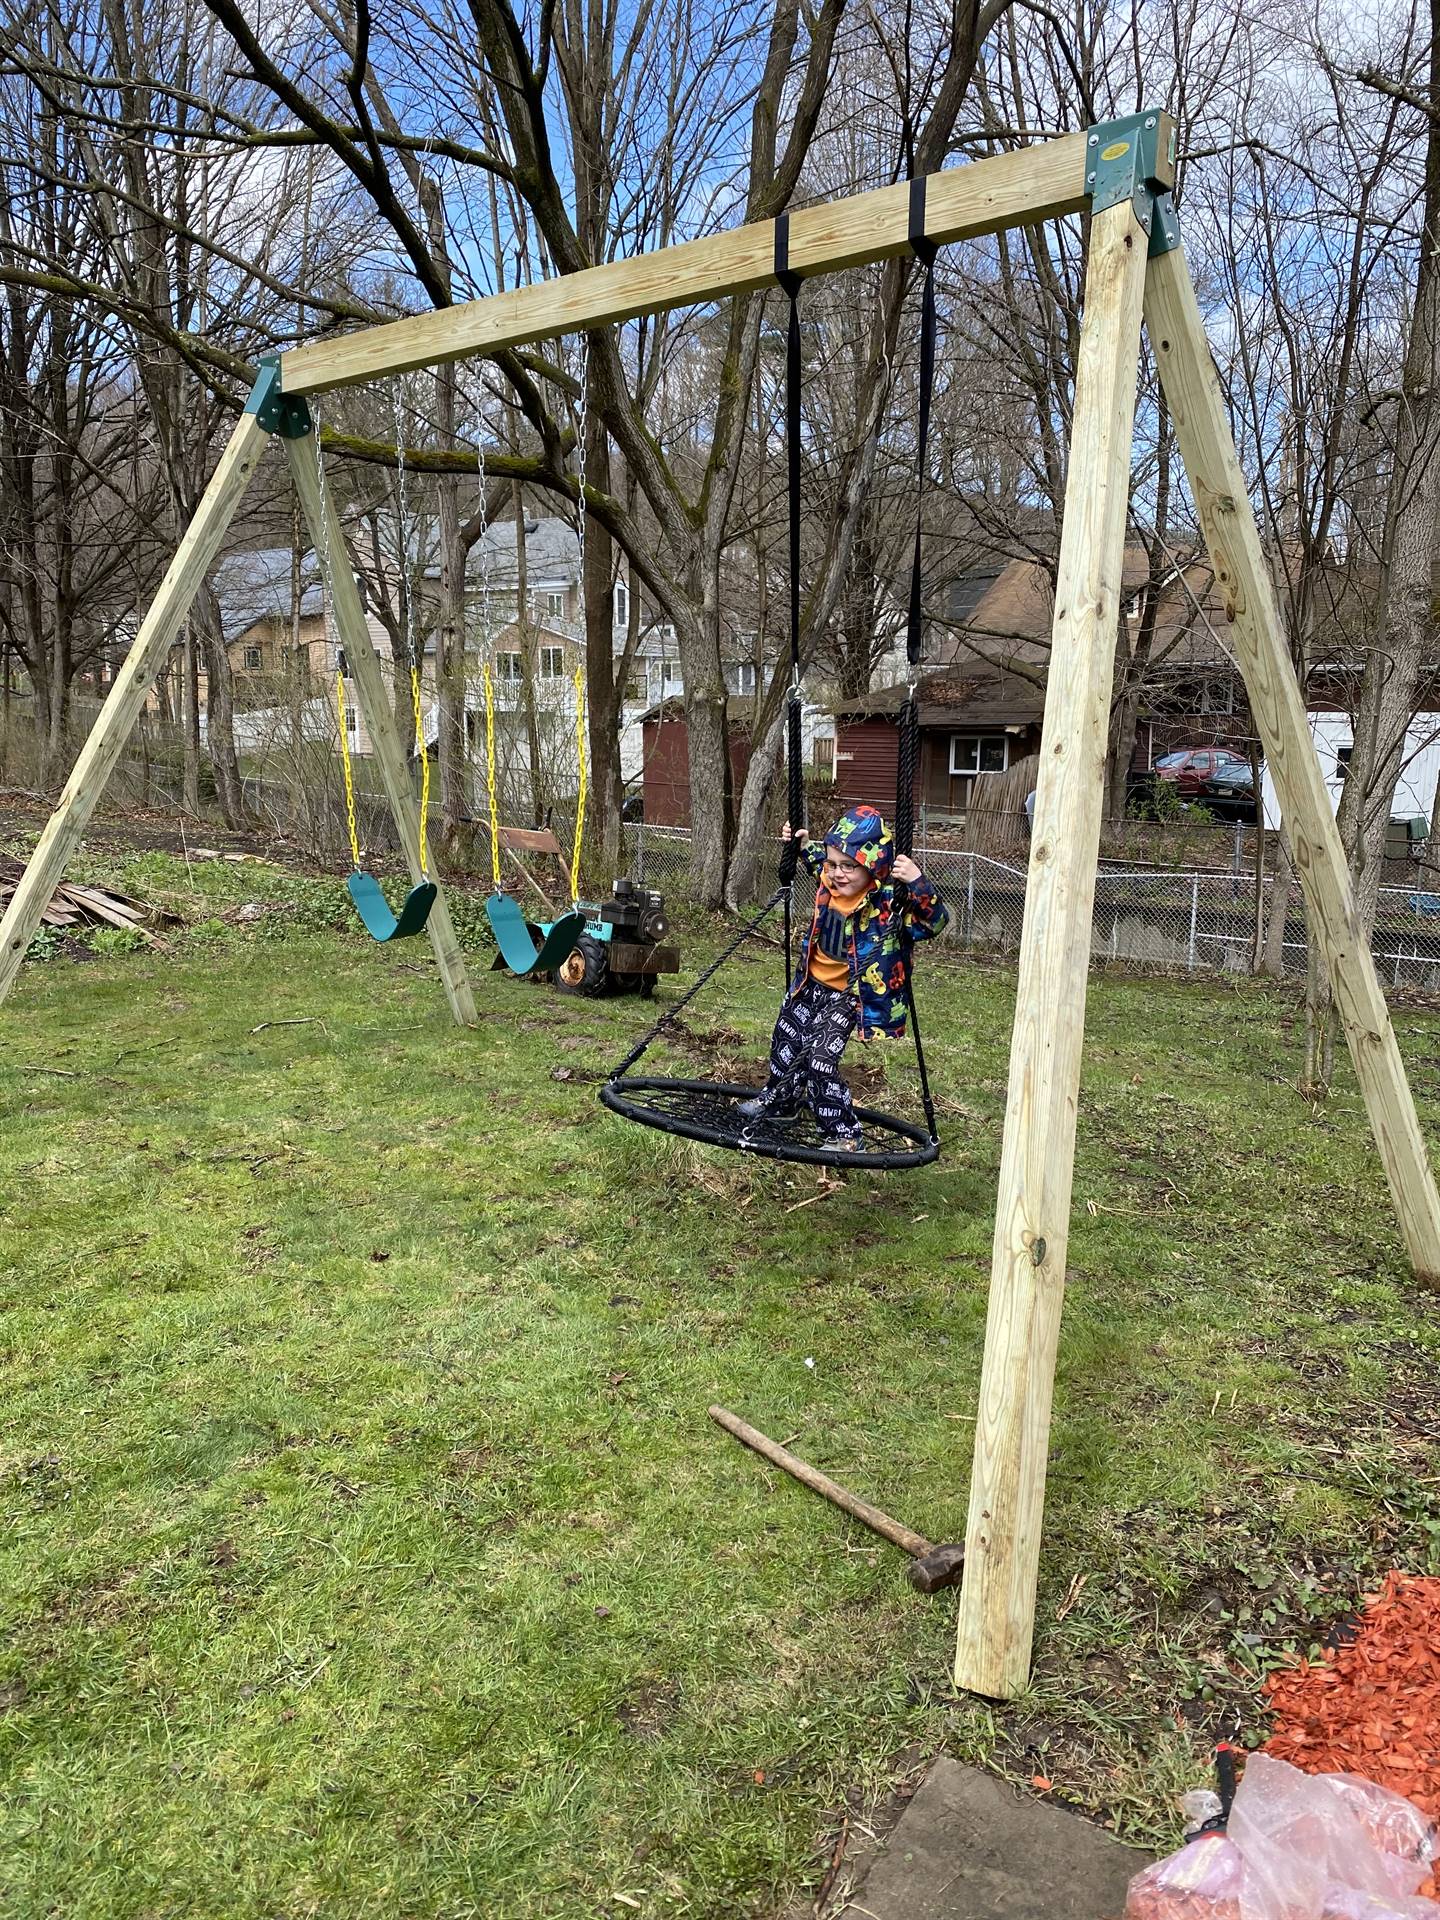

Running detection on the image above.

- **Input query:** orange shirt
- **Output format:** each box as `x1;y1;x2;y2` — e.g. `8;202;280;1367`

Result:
808;883;871;990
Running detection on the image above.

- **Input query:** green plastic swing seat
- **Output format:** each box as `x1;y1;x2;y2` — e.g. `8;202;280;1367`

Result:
485;891;586;976
347;870;438;943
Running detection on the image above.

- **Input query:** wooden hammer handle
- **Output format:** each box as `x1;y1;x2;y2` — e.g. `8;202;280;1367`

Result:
708;1405;930;1558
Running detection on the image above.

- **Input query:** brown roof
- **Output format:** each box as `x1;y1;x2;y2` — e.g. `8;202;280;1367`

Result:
838;667;1043;727
933;552;1231;673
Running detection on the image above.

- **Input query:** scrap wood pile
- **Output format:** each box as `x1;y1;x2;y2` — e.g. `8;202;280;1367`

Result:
0;856;169;937
1265;1571;1440;1899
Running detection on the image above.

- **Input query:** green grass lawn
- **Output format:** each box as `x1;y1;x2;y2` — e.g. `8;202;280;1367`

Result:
1;847;1438;1918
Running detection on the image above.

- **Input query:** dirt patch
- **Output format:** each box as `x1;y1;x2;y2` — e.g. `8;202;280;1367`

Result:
1;793;282;864
615;1676;681;1741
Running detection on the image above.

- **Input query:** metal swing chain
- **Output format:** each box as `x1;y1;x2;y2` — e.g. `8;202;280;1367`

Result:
311;405;363;873
392;387;430;877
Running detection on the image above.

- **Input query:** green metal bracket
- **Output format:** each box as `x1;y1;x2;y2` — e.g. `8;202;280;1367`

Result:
1148;190;1181;258
243;356;313;438
1083;111;1177;243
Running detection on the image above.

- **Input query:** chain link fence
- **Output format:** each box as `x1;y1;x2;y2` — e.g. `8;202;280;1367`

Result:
620;825;1440;992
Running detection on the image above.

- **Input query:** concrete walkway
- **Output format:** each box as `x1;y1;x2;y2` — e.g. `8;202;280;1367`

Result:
830;1758;1149;1919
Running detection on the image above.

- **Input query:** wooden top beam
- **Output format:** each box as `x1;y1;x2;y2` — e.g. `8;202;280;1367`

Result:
280;123;1172;396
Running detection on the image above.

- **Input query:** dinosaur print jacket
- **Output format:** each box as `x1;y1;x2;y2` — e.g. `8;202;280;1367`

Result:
791;837;948;1040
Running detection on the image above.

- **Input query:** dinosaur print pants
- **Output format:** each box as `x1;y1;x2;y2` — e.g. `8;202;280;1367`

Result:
755;978;860;1142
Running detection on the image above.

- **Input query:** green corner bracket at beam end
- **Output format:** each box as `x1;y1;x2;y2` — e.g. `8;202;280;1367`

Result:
1083;110;1181;255
244;356;314;439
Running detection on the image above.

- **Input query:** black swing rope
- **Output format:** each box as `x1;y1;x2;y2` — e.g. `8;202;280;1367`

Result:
596;189;944;1170
896;174;941;1150
775;212;806;983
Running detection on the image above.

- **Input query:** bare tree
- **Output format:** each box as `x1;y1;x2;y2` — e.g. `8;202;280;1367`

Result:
1334;7;1440;934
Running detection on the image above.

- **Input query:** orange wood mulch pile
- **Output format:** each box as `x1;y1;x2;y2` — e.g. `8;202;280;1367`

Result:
1263;1571;1440;1900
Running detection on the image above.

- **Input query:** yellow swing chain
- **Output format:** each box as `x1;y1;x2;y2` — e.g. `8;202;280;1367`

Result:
483;660;501;890
313;406;362;875
409;656;430;877
474;415;503;895
393;387;430;880
333;669;362;870
571;658;587;909
569;334;590;910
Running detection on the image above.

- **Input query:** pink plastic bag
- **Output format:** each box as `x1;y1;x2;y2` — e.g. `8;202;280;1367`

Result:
1125;1755;1438;1920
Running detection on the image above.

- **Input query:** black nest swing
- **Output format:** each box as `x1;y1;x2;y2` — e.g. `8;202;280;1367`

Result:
598;1076;938;1170
599;192;943;1173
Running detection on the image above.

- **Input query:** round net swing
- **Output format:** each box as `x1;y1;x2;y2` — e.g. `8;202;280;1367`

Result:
599;196;944;1173
597;882;941;1170
599;1075;939;1170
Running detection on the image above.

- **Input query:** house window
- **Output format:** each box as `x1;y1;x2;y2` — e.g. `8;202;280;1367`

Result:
624;670;646;703
653;659;682;697
726;661;757;696
949;734;1009;776
545;590;566;619
334;647;348;676
540;644;564;678
345;707;358;736
243;645;262;671
614;580;629;629
496;651;523;683
1336;743;1354;781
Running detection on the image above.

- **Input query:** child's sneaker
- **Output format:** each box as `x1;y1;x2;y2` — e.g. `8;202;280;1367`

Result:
737;1093;797;1122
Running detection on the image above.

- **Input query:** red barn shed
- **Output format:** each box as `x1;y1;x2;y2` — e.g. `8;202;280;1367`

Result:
641;699;755;827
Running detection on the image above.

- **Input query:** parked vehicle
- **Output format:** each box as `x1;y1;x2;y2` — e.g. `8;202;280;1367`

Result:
1195;760;1259;821
1128;746;1248;816
1152;746;1248;797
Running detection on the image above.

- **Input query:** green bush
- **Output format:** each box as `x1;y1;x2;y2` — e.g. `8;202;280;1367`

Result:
86;925;148;957
24;925;66;964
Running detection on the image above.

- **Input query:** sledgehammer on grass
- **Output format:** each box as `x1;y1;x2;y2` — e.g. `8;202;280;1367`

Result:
708;1405;966;1593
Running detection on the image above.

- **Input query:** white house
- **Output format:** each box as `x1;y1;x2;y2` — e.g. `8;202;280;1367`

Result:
1261;712;1440;833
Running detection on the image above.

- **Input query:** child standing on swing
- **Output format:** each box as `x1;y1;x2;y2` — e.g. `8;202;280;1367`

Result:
738;805;948;1149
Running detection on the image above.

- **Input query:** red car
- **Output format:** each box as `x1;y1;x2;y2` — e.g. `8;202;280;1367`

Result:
1153;747;1248;798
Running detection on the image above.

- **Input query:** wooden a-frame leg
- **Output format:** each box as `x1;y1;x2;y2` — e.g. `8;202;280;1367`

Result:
0;411;271;1009
953;200;1151;1701
1146;245;1440;1284
284;433;478;1029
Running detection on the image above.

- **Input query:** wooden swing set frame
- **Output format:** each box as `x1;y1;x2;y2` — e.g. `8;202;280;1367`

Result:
3;111;1437;1699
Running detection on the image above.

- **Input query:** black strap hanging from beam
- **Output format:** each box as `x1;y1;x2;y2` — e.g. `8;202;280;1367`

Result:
894;177;939;865
774;212;806;973
897;176;941;1148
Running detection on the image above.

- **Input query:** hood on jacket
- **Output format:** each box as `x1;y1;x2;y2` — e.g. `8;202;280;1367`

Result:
824;806;894;883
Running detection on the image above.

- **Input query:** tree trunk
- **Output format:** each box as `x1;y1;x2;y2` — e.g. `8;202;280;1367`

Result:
1334;1;1440;929
724;695;788;908
1302;942;1336;1097
1105;675;1142;829
42;666;68;790
1259;830;1293;979
182;628;200;813
194;583;244;827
